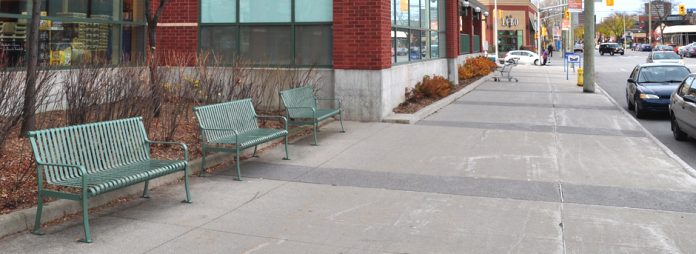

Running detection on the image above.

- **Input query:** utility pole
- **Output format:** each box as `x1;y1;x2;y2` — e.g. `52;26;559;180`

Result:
494;0;499;61
648;1;652;45
582;0;594;93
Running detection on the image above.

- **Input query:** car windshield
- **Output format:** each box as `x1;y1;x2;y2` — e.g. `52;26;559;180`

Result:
652;52;680;59
638;66;690;83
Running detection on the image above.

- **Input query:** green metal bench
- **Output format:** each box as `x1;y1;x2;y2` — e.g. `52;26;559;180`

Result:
194;99;289;180
27;117;191;243
279;86;345;145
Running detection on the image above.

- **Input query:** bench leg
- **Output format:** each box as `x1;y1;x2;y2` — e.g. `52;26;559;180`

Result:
234;147;242;181
339;111;346;133
199;146;207;177
252;145;259;158
79;192;93;243
142;181;150;198
32;191;44;235
183;165;192;203
312;121;319;146
283;135;290;160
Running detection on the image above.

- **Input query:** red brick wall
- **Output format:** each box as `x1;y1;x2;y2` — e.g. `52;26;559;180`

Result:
445;0;459;58
333;0;392;70
148;0;199;64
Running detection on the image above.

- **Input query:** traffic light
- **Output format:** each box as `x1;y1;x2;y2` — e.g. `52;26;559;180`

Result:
678;4;686;16
565;8;569;18
606;0;614;7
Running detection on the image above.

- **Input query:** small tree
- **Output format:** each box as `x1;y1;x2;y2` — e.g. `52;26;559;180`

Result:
144;0;170;116
644;0;678;44
19;0;42;135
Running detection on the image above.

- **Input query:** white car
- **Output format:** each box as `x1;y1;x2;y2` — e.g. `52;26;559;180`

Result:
647;51;685;65
504;50;540;65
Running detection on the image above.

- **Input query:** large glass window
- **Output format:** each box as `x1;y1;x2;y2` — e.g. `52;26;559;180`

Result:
0;0;146;66
200;0;332;67
391;0;444;63
202;0;236;23
295;0;332;22
240;0;291;23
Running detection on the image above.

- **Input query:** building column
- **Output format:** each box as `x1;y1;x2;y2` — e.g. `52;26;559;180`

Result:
462;10;473;54
333;0;392;121
445;0;460;83
474;13;482;53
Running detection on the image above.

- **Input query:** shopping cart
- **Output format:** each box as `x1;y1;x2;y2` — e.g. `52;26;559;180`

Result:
492;58;519;82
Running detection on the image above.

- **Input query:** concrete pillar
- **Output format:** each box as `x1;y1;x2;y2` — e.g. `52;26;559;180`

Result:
445;0;460;84
333;0;392;121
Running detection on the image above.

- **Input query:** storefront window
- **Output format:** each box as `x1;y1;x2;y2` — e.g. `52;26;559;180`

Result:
295;0;332;22
200;0;332;67
0;0;145;67
409;0;419;28
201;0;235;23
240;0;291;23
392;0;444;63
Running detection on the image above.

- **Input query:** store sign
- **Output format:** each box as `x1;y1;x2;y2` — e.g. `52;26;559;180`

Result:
498;11;525;31
568;0;583;13
561;18;570;30
501;15;519;28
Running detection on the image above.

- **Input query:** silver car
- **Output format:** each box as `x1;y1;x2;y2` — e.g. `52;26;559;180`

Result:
671;74;696;141
647;51;684;65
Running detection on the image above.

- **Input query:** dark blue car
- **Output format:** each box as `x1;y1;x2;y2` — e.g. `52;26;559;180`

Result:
640;44;653;51
626;63;691;118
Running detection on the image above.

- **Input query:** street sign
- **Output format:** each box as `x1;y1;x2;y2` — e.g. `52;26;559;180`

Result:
562;18;570;30
567;53;580;63
568;0;582;11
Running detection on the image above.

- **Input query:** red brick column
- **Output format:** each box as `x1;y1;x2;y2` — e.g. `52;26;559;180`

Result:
333;0;392;70
474;14;482;52
445;0;460;58
148;0;199;65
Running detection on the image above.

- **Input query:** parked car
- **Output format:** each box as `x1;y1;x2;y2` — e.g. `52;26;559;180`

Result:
671;73;696;141
640;44;653;51
626;63;691;118
631;43;639;51
653;45;674;52
573;43;584;53
679;42;696;57
503;50;540;65
599;43;624;56
646;51;685;65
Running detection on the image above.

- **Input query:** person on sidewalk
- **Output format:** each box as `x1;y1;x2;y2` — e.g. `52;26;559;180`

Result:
542;49;549;66
547;44;554;58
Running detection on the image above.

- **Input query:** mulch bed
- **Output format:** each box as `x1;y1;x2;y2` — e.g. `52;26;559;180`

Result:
392;76;481;114
0;107;286;215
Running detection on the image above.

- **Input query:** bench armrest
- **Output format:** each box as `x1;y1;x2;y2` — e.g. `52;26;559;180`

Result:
316;98;342;109
256;115;288;131
146;140;189;162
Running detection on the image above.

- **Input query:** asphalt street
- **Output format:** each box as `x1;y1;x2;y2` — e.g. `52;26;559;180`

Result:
593;49;696;170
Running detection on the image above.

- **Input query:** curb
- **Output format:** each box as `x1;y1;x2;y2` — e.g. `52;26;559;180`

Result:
595;83;696;178
0;126;319;240
383;73;494;124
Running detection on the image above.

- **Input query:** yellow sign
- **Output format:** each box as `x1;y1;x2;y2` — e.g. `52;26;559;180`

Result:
400;0;407;12
678;4;686;16
606;0;614;7
542;26;547;36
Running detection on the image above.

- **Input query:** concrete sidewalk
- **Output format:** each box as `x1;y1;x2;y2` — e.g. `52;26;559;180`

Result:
2;65;696;253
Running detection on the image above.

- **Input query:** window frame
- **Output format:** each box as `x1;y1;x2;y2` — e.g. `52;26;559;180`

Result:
391;0;445;65
198;0;333;68
0;0;147;68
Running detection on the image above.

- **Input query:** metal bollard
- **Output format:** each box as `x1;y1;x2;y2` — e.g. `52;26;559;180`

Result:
577;68;584;87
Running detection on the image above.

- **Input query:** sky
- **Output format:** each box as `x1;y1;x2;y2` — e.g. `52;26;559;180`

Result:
593;0;695;21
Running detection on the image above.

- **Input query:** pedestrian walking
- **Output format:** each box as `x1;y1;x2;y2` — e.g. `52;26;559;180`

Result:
547;44;553;57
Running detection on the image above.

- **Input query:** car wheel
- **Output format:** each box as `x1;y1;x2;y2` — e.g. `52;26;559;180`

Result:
671;115;689;141
634;100;646;119
600;52;604;56
610;52;615;56
626;95;634;110
534;59;539;65
620;52;624;55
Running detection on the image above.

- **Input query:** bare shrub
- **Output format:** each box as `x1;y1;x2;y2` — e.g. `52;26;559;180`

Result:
0;71;26;148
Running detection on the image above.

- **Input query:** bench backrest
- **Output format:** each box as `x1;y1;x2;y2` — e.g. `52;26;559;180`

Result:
193;99;258;142
279;86;317;118
28;117;151;184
